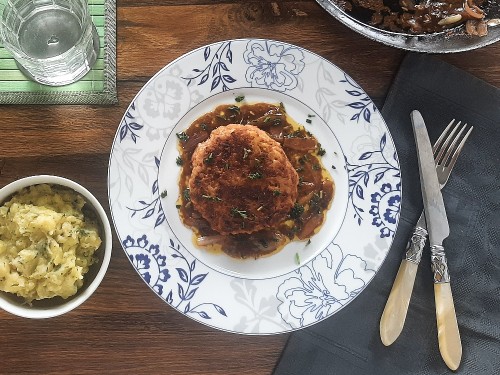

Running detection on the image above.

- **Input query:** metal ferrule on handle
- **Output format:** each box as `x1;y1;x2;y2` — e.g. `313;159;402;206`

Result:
430;245;451;283
405;226;427;264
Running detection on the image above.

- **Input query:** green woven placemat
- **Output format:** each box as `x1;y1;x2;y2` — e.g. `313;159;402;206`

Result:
0;0;117;104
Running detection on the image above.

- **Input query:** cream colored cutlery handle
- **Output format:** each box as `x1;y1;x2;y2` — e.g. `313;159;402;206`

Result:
380;260;419;346
435;282;462;371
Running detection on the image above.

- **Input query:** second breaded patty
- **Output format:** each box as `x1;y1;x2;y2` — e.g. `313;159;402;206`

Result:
189;124;299;235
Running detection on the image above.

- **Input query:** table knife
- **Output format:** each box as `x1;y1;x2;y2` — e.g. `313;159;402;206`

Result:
410;110;462;371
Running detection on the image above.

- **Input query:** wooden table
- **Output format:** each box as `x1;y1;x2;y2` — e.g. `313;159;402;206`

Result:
0;1;498;374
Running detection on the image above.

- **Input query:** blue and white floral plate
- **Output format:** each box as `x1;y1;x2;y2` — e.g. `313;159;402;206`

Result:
108;39;401;334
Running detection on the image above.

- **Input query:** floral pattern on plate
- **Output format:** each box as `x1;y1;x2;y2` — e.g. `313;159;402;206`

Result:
108;39;401;334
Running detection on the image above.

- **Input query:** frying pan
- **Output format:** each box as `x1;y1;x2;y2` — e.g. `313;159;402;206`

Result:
316;0;500;53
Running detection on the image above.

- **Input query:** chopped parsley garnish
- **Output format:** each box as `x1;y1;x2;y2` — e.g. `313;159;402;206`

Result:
200;123;208;131
248;171;263;179
306;118;312;124
290;203;304;219
235;95;245;102
176;131;189;142
308;114;316;118
183;188;190;202
317;146;326;156
228;105;240;112
231;208;248;219
331;165;336;170
310;192;322;213
306;239;311;246
176;156;183;166
175;204;181;209
273;190;282;196
294;252;301;265
204;152;214;164
160;190;168;198
202;194;222;202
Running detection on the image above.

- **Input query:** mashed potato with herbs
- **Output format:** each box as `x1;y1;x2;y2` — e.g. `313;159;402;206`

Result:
0;184;102;302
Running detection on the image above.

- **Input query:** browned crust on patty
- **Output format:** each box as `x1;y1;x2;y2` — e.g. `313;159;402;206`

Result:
189;124;299;235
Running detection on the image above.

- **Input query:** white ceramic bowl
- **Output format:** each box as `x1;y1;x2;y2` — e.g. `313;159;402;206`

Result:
0;175;112;318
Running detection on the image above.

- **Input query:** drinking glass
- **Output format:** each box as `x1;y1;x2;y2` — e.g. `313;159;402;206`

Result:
1;0;100;86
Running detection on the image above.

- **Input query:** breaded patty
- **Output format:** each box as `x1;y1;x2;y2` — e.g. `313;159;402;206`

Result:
189;124;299;235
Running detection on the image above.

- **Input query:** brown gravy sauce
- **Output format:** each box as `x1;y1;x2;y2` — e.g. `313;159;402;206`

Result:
176;101;334;259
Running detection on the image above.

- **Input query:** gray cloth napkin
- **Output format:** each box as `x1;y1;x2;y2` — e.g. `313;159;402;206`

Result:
273;53;500;375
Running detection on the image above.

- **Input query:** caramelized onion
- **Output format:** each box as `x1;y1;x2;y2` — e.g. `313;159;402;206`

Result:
196;235;225;246
464;0;485;19
298;214;323;240
466;19;488;36
283;137;318;151
183;131;209;154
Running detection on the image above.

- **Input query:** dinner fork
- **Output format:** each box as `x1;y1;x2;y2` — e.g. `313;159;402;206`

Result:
380;119;473;346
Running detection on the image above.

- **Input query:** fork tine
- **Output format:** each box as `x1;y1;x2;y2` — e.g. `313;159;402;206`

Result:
435;120;464;165
433;119;455;155
440;123;468;166
443;125;473;170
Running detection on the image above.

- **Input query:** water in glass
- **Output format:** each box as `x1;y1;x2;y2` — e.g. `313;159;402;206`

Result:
1;0;99;86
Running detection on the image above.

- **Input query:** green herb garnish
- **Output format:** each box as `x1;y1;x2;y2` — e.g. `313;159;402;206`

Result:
231;208;248;219
202;194;222;202
176;156;183;166
204;152;214;164
160;190;168;198
176;131;189;142
306;118;312;124
248;171;263;180
235;95;245;102
273;190;282;196
183;188;191;202
294;252;301;265
290;203;304;219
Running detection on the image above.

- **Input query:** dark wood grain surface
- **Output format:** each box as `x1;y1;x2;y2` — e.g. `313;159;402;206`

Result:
0;1;498;374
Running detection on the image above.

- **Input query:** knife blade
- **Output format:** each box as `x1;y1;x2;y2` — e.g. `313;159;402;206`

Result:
410;110;462;371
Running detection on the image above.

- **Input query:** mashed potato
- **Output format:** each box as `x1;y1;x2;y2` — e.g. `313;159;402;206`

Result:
0;184;102;302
